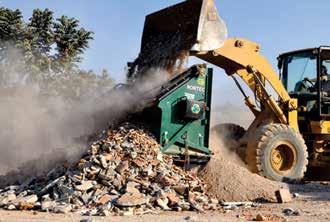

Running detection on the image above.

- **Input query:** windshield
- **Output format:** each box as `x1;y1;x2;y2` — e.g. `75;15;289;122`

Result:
282;51;317;93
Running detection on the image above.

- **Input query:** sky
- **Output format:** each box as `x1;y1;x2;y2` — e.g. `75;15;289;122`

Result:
2;0;330;107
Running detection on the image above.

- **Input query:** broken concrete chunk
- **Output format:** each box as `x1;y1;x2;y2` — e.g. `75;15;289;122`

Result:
80;193;92;205
54;204;72;214
18;202;36;210
283;208;300;216
0;193;16;206
156;153;163;162
75;180;94;191
15;194;38;205
96;194;113;205
166;193;180;206
209;198;219;205
98;168;116;181
130;151;138;159
7;204;16;210
125;181;140;193
156;198;170;210
90;144;100;155
189;201;205;213
115;191;148;207
115;161;129;174
275;189;292;203
172;185;188;196
119;207;134;216
178;201;191;211
112;177;122;190
41;200;56;212
255;213;267;221
7;193;17;202
132;158;145;167
100;209;111;216
99;155;108;168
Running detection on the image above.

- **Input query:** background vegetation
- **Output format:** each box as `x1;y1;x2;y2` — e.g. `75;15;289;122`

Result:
0;7;114;101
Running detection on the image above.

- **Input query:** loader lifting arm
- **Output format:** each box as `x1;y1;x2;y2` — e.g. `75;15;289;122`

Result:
195;38;299;131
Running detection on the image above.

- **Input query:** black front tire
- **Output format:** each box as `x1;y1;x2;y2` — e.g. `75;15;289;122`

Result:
246;124;308;182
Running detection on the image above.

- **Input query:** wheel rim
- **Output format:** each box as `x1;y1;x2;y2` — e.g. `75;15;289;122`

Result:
270;142;297;175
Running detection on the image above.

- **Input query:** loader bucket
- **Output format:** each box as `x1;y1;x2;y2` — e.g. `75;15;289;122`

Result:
141;0;227;53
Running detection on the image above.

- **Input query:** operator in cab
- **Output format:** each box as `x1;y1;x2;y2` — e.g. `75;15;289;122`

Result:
294;64;330;94
320;65;330;96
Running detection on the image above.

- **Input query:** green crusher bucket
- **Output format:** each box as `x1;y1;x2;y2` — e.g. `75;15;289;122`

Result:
141;0;228;53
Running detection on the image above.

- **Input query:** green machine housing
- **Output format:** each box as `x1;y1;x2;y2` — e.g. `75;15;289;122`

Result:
137;64;213;162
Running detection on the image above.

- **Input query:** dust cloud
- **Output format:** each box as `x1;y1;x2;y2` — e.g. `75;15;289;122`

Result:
0;47;168;182
208;74;254;163
211;102;254;129
210;130;244;166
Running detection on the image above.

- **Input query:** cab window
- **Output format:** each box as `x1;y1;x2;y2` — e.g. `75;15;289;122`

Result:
282;52;317;94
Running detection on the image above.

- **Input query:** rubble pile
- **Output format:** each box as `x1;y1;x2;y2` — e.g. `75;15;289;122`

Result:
0;123;218;216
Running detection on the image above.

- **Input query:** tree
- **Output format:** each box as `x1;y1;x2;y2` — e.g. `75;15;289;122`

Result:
0;7;94;77
53;16;93;68
25;9;54;72
0;8;24;44
0;7;114;100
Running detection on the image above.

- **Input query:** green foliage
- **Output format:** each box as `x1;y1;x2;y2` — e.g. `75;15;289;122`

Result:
53;16;93;65
0;7;114;101
0;8;24;43
26;9;53;67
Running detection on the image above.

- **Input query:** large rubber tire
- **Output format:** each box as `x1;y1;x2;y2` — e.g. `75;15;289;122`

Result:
246;124;308;182
211;123;246;150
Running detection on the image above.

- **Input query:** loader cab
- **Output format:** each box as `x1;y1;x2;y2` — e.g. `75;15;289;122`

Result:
278;47;330;123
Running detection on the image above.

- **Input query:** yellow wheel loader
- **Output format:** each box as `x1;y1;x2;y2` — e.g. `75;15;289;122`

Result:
133;0;330;182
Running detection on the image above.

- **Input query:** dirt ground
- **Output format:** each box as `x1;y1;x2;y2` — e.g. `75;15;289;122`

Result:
1;187;329;222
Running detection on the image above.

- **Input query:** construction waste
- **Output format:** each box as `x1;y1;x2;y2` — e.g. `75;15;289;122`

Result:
0;123;221;216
